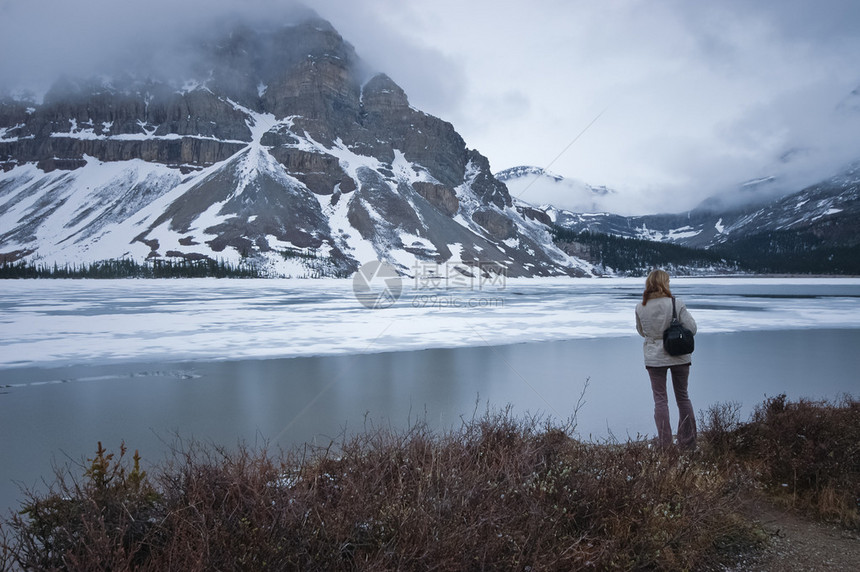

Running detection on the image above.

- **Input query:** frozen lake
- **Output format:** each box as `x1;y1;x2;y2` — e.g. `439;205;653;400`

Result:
2;277;860;367
1;277;860;513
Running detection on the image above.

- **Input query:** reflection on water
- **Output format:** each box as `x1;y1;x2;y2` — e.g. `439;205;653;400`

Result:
2;328;858;513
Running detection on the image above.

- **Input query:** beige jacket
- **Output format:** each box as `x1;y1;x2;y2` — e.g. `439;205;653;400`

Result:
635;296;697;367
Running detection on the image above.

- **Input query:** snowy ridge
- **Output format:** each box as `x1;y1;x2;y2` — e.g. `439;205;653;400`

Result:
0;158;184;265
1;94;596;277
496;165;617;215
496;165;563;182
543;162;860;254
0;19;597;277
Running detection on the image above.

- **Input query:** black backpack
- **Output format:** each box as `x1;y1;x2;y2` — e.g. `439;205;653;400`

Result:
663;296;695;356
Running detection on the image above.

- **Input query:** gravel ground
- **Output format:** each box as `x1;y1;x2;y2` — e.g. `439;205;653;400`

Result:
727;493;860;571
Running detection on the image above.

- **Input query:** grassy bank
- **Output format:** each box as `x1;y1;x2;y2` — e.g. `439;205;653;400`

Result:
1;396;857;571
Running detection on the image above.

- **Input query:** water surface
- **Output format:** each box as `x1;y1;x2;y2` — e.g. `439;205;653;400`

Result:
1;278;859;514
2;329;858;514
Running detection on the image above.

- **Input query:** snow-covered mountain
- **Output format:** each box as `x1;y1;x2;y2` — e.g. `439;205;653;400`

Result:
1;14;855;279
0;18;592;278
496;166;616;214
544;162;860;251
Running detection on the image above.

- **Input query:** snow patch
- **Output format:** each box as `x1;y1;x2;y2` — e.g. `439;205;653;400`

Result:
180;80;201;94
391;150;434;184
399;232;436;252
321;138;383;183
0;123;25;140
190;202;229;235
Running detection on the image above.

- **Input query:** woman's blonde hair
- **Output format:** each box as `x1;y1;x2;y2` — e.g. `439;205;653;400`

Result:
642;269;672;305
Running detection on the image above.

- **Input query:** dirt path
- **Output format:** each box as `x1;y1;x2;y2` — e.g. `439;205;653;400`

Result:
728;493;860;571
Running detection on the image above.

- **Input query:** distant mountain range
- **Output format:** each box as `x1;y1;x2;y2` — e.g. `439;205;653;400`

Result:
543;165;858;245
0;15;857;277
502;163;860;274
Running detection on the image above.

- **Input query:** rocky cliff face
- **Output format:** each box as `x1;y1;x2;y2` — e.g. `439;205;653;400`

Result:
0;17;591;277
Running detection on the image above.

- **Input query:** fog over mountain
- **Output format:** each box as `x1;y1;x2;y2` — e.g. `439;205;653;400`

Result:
2;0;860;215
1;12;595;277
0;2;327;96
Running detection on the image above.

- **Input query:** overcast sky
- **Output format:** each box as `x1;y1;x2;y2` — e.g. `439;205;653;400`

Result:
2;0;860;214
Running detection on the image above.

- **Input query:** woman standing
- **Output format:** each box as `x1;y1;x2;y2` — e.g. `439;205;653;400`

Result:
635;269;698;450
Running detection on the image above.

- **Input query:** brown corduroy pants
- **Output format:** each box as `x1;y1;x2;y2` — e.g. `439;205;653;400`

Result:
646;364;696;450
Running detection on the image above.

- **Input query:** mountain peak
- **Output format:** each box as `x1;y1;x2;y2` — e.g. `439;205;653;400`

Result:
496;165;616;214
362;74;409;111
0;17;591;278
496;165;562;182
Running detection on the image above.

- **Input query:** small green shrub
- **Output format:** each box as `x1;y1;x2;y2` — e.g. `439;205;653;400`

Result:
2;442;161;570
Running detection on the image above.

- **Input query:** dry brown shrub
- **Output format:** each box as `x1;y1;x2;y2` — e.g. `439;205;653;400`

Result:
1;410;759;571
700;394;860;528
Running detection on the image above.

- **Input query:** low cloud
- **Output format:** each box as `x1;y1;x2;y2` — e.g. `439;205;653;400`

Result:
0;0;313;95
2;0;859;214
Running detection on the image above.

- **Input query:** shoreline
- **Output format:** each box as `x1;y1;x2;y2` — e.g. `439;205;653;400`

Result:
3;325;860;380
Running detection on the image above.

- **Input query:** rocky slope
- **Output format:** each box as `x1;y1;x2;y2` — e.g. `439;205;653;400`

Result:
0;18;591;278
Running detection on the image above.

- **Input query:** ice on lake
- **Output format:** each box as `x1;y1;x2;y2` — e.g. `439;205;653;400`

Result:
2;277;860;369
